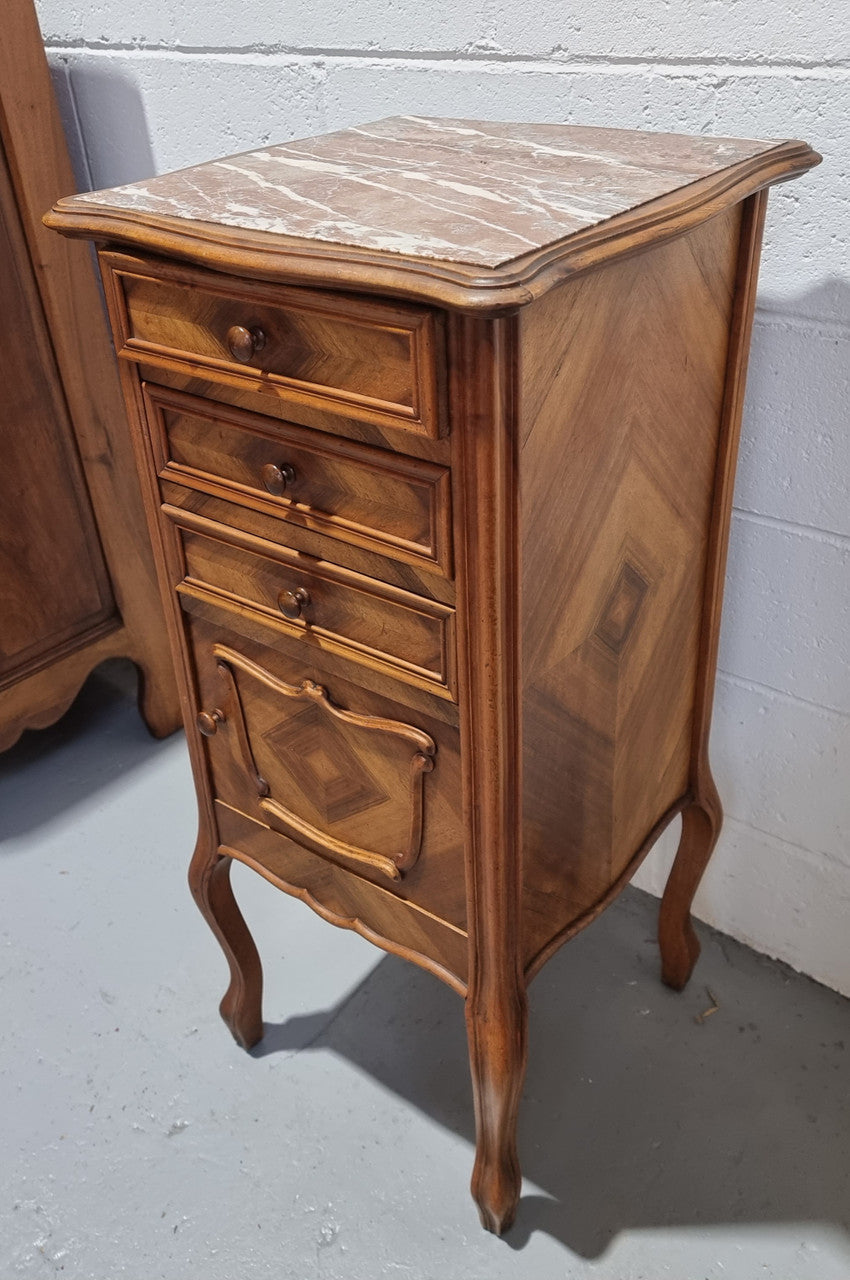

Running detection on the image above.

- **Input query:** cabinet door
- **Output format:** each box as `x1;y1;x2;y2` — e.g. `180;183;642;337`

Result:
187;611;467;930
0;141;115;685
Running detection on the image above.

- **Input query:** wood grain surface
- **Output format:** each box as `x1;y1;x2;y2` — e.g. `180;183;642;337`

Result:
0;0;178;748
0;141;116;684
659;190;770;991
518;204;743;974
216;801;469;994
144;383;453;574
448;311;527;1234
169;515;456;697
102;251;445;436
190;614;466;929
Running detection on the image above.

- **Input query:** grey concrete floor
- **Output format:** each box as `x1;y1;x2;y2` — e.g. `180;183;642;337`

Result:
1;661;849;1280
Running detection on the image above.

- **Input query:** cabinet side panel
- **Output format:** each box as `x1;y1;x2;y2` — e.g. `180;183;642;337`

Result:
0;140;116;684
519;206;743;969
1;1;180;738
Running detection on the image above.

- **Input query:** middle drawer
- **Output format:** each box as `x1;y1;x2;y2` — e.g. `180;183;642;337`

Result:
144;383;452;575
168;512;456;699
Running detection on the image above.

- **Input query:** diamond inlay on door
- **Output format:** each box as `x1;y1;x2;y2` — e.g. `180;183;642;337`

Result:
264;705;390;825
208;642;437;883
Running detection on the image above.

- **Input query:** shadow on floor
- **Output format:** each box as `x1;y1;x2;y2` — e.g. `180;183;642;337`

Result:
253;889;850;1258
6;653;848;1256
0;659;180;840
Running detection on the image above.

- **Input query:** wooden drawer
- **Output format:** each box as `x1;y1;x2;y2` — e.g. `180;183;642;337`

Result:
102;252;444;437
144;384;451;575
187;614;467;934
169;514;456;698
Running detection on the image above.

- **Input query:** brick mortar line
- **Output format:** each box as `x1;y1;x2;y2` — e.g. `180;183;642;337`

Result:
730;508;850;551
716;669;850;722
720;813;850;877
754;308;850;337
42;41;850;76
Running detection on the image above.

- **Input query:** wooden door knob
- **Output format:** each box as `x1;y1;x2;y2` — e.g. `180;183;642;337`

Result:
226;324;266;362
261;462;296;496
278;587;310;620
196;708;225;736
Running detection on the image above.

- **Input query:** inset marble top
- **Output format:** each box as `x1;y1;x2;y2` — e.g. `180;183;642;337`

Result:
69;116;786;269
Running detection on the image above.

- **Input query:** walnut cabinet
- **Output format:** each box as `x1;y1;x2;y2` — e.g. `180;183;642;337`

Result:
47;117;819;1233
0;0;179;750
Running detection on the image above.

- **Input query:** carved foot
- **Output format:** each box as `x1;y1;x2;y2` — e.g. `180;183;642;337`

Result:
658;781;722;991
661;914;702;992
134;657;182;739
220;987;263;1051
465;989;527;1235
472;1156;521;1236
189;845;263;1049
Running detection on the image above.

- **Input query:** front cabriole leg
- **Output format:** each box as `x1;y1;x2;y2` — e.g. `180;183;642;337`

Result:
465;975;528;1233
451;310;526;1233
188;828;263;1050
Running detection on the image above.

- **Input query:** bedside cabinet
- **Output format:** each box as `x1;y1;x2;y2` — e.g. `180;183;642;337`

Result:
46;117;819;1233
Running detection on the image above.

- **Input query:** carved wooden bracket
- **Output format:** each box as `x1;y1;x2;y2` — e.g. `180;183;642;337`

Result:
212;644;436;882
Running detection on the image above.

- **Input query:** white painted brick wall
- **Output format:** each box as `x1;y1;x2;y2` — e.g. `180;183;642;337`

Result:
33;1;850;994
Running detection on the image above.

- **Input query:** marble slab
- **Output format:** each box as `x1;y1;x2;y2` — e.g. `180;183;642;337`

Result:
72;116;781;268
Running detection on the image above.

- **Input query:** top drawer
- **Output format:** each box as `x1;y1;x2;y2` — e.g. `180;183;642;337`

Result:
100;252;444;438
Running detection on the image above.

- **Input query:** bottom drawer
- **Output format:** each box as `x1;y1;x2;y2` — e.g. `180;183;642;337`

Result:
187;612;467;931
216;802;468;994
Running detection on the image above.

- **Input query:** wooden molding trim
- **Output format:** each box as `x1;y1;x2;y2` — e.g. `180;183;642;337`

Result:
45;140;819;312
0;624;127;753
523;795;691;983
142;382;453;576
450;310;528;1233
219;839;468;996
213;643;437;881
690;189;769;783
167;503;457;697
99;251;445;435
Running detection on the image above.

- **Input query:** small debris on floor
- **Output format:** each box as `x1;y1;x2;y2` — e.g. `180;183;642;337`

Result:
695;986;720;1024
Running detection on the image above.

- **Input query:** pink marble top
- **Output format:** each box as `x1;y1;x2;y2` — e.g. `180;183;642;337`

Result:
72;116;782;268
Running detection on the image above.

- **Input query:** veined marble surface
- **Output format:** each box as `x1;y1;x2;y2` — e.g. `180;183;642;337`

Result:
73;116;780;268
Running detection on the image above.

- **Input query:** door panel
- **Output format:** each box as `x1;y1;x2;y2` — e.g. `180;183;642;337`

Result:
187;612;466;929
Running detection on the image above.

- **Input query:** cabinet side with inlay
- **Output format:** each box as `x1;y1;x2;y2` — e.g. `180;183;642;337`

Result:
518;202;745;975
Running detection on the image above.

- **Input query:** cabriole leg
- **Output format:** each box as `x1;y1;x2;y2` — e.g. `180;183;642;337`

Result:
189;837;263;1049
658;776;722;991
465;983;528;1235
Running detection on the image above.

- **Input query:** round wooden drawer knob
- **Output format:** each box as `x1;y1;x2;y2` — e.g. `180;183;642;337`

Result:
226;324;266;363
196;708;225;736
261;462;296;496
278;587;310;620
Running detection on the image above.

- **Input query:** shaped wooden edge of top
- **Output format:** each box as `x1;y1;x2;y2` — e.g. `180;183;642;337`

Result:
44;140;820;313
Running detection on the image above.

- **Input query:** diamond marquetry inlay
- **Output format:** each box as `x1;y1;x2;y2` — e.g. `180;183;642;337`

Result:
593;560;650;656
263;703;389;826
